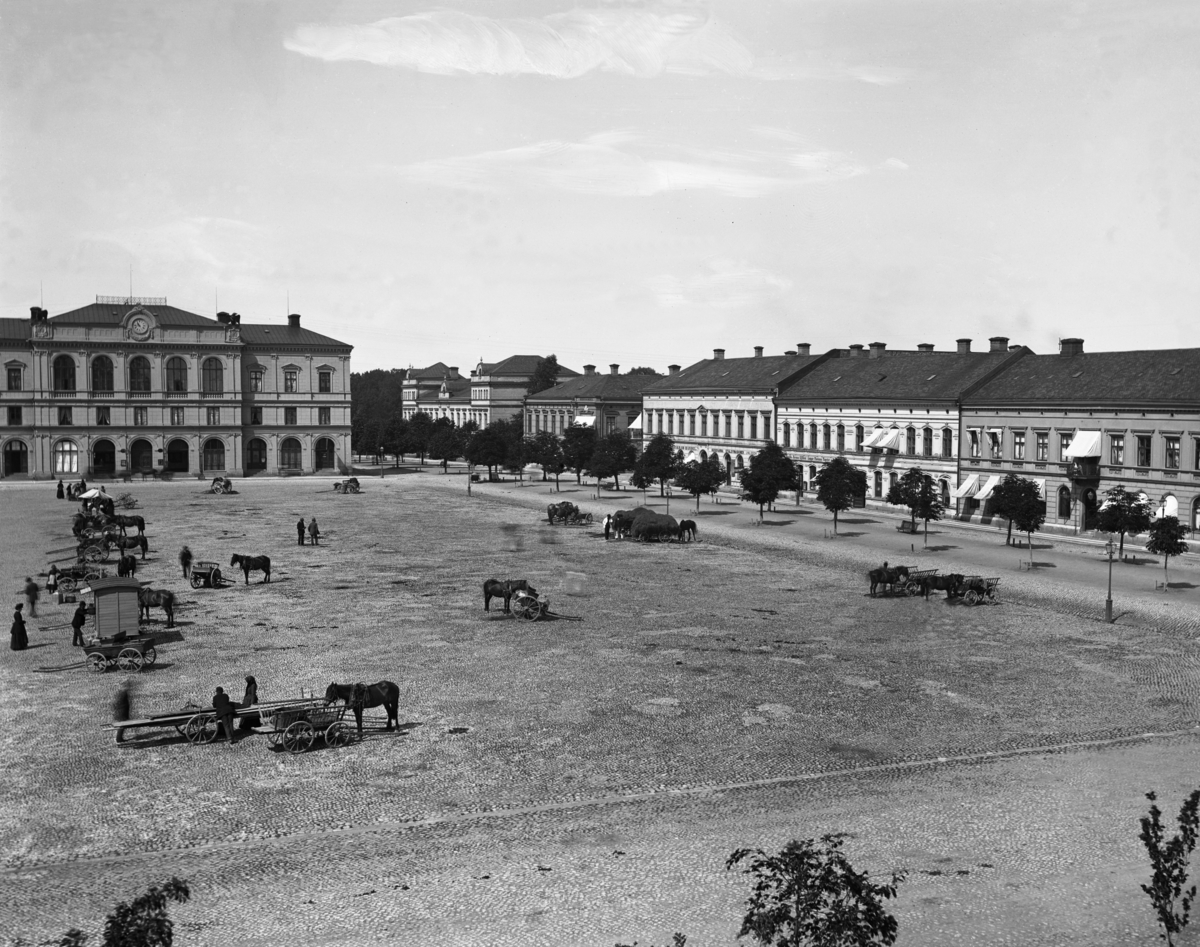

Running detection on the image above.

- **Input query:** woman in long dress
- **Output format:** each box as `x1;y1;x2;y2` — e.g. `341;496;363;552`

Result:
10;604;28;651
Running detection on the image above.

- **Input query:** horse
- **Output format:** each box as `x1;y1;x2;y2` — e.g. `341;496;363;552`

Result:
117;554;138;578
71;513;90;538
109;513;145;535
678;519;697;542
114;534;149;560
868;565;910;597
138;587;176;627
230;554;271;585
483;578;537;613
921;573;963;600
324;681;400;736
547;501;578;524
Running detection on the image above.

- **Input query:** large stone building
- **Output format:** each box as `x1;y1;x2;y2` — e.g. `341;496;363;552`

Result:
400;363;471;425
401;355;579;427
524;364;662;436
1;296;352;479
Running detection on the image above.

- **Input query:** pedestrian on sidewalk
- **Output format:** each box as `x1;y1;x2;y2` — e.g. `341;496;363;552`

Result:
24;577;39;618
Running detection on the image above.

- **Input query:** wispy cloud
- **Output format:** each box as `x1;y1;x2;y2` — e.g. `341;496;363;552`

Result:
284;3;754;78
651;259;792;308
394;131;870;197
86;218;273;281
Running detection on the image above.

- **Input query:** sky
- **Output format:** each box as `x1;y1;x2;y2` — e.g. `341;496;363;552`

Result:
2;0;1198;372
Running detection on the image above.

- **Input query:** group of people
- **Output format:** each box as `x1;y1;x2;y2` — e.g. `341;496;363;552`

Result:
56;478;85;500
110;676;259;744
297;517;320;546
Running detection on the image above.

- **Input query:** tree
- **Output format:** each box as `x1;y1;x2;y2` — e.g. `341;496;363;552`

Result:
526;355;560;396
526;430;566;489
739;443;799;522
1097;485;1154;559
813;457;867;534
1008;480;1046;561
1140;788;1200;947
674;459;725;511
726;835;905;947
562;425;597;484
404;411;434;465
989;473;1040;545
60;876;191;947
427;424;462;473
497;417;527;476
886;468;944;543
627;366;659;375
381;412;408;466
587;431;637;489
465;424;508;480
634;433;679;496
1146;516;1189;585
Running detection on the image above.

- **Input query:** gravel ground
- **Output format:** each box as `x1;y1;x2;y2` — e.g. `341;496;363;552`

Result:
3;472;1199;946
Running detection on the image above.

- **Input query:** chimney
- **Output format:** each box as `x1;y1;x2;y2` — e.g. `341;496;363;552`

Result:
989;336;1009;353
668;364;681;375
848;344;864;357
216;311;230;324
288;313;300;328
449;366;459;379
956;338;972;355
610;363;619;376
917;343;934;353
753;346;764;358
796;343;811;356
713;348;725;360
583;364;596;376
29;306;47;322
1059;338;1084;357
868;341;886;358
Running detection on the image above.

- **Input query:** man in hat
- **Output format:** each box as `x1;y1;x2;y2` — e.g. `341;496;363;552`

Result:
212;686;237;744
24;577;39;618
71;601;88;647
308;517;320;546
296;517;306;546
179;545;193;580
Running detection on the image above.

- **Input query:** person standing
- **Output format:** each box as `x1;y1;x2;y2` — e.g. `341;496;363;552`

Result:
239;675;261;730
112;680;134;743
296;517;306;546
24;577;39;618
603;514;612;540
46;565;59;597
308;517;320;546
71;601;88;647
10;604;28;651
179;545;193;580
56;479;65;499
212;687;236;744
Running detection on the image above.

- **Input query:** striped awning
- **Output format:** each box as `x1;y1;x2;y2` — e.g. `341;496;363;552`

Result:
974;474;1003;502
874;428;902;451
861;427;887;449
950;473;980;498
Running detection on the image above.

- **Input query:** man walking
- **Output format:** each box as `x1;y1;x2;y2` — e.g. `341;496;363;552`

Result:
296;517;306;546
212;686;237;744
308;517;320;546
179;545;193;580
71;601;88;647
24;577;39;618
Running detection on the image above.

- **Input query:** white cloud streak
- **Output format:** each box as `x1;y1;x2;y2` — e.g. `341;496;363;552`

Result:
651;259;793;309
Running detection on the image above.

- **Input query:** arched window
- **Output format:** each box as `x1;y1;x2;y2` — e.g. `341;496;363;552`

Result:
808;465;817;483
53;356;76;391
53;439;79;474
836;424;845;452
873;470;883;497
165;357;188;393
202;358;223;394
939;479;950;507
889;471;899;492
1057;486;1072;520
923;428;933;456
906;427;917;455
782;423;791;448
202;438;225;471
822;424;831;451
280;437;302;470
942;428;954;457
91;356;114;392
736;454;745;470
129;356;151;392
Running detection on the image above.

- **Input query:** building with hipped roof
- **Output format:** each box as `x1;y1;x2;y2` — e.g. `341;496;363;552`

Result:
775;337;1029;507
640;345;833;482
400;363;471;425
403;355;580;428
960;338;1200;534
524;364;662;437
1;297;352;479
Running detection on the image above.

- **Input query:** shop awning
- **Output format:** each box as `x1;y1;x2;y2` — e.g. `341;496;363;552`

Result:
861;427;888;449
950;473;980;498
974;474;1003;502
874;428;902;451
79;488;106;499
571;415;596;428
1063;430;1101;459
629;413;645;429
1032;478;1046;498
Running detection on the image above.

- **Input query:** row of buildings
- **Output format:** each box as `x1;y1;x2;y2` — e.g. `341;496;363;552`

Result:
1;297;353;480
403;338;1200;535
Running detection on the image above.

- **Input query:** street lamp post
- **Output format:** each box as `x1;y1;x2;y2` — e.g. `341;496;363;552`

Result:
1105;538;1115;623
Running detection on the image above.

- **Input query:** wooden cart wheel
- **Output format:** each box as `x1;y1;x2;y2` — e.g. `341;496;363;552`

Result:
83;545;104;563
184;714;218;744
524;602;544;621
325;721;351;747
283;721;314;754
86;652;108;673
584;512;593;524
190;574;205;589
211;568;222;587
964;589;980;605
58;576;77;593
510;601;528;619
265;727;282;747
140;646;157;665
116;648;144;672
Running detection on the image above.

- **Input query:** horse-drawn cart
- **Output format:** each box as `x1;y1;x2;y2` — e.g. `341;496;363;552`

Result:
333;477;361;494
209;476;234;494
260;699;353;753
85;636;158;673
103;701;272;745
547;501;593;526
55;562;108;593
957;576;1001;605
510;590;549;621
898;568;939;596
189;560;224;589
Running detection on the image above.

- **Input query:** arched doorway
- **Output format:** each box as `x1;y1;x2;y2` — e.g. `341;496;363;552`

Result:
3;440;28;476
873;470;883;498
130;438;153;473
1081;488;1098;530
92;439;116;477
1058;486;1072;520
315;437;336;471
166;438;190;473
202;438;225;472
280;437;302;471
723;452;732;484
939;478;950;508
699;450;708;464
246;437;267;473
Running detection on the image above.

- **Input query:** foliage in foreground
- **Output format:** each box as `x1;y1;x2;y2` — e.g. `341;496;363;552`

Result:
727;835;905;947
59;877;190;947
1141;789;1200;947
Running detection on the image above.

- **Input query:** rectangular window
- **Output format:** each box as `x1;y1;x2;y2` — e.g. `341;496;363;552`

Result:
906;428;916;455
1110;435;1124;466
1036;433;1048;461
58;407;72;425
969;430;980;458
701;413;708;437
855;426;864;452
923;428;933;456
96;407;110;426
1059;433;1072;462
251;407;263;425
988;431;1002;458
1013;432;1026;460
133;407;148;427
170;407;185;426
822;425;831;451
249;370;263;393
318;407;330;426
689;412;696;436
942;430;953;458
1165;436;1180;469
284;371;297;393
606;417;616;435
207;407;220;426
1137;435;1152;467
749;414;757;439
284;407;297;425
318;371;331;393
837;425;845;452
668;412;674;435
737;413;745;438
1195;438;1200;471
7;406;21;425
6;367;20;391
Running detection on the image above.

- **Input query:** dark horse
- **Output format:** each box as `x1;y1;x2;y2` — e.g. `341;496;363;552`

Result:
678;519;698;542
324;681;400;736
920;573;964;600
117;554;138;578
868;565;910;597
138;587;176;627
108;513;146;535
483;578;537;613
230;554;271;584
114;534;149;560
